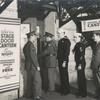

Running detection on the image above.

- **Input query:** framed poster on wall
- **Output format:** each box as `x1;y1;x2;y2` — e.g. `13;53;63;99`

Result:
0;18;20;92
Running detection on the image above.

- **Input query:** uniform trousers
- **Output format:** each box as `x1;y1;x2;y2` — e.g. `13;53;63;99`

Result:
77;69;87;96
25;70;33;98
47;67;56;91
76;62;87;96
92;70;100;96
26;69;42;97
41;67;48;91
58;61;70;94
31;69;42;97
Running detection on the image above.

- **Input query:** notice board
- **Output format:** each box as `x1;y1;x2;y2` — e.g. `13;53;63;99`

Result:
0;18;20;92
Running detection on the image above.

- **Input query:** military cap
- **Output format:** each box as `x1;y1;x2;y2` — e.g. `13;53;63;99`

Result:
44;32;54;37
26;30;37;37
74;33;82;37
94;30;100;36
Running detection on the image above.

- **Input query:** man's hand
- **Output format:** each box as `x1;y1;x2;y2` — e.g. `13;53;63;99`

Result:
37;67;40;71
78;65;82;70
62;61;66;68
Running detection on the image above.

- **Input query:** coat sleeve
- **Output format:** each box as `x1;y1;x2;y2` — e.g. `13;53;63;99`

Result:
57;40;60;59
29;44;39;68
92;48;100;70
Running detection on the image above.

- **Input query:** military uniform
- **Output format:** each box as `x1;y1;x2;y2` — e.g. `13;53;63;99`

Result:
91;42;100;97
57;37;71;95
23;41;42;98
73;42;87;97
41;39;57;91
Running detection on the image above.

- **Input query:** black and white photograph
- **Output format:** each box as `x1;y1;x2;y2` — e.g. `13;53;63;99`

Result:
0;0;100;100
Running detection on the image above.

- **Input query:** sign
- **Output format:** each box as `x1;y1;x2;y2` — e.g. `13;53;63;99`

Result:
81;19;100;32
0;18;20;92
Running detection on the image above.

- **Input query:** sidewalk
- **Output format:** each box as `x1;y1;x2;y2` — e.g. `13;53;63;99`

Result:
16;80;97;100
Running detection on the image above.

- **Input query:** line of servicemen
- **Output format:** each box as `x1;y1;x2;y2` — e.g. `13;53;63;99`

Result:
23;28;100;100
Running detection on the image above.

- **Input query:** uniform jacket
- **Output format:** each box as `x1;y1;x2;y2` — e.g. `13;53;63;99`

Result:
73;42;85;64
73;42;86;70
23;41;39;71
91;42;100;71
57;37;71;62
41;40;57;68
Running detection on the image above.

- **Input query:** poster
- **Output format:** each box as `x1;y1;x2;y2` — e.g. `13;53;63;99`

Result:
0;18;20;92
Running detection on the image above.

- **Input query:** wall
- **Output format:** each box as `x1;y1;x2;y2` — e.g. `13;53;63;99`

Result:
44;12;59;39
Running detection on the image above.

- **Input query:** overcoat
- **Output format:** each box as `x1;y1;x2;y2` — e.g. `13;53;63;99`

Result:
23;41;41;97
42;40;57;68
91;42;100;71
41;40;57;91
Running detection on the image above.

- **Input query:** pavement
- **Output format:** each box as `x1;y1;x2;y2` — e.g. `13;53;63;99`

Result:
16;80;99;100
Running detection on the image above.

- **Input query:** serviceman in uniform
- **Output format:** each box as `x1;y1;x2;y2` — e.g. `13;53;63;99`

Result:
57;30;71;95
23;31;42;100
91;31;100;99
72;33;87;98
40;32;57;93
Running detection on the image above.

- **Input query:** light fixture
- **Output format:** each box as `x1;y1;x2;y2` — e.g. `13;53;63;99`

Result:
0;0;4;4
0;0;5;7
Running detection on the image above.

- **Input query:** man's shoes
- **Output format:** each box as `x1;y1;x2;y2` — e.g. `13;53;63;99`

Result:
33;98;41;100
94;94;100;99
46;90;55;95
24;94;33;98
33;96;45;100
76;93;87;98
61;90;70;96
33;96;41;100
93;92;100;99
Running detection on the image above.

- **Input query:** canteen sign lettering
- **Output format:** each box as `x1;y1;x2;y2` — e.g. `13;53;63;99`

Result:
81;19;100;32
0;30;16;48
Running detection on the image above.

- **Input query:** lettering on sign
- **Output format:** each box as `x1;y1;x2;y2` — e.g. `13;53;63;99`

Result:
81;19;100;32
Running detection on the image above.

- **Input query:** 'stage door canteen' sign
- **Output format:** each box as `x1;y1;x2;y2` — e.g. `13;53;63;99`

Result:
0;18;20;92
81;19;100;32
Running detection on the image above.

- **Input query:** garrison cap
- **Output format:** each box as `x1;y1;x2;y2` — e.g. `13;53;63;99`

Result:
26;30;37;37
44;32;54;37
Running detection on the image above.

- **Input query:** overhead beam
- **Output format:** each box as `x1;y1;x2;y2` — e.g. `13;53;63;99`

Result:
42;4;56;11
